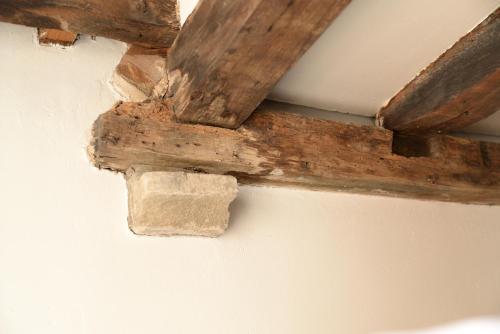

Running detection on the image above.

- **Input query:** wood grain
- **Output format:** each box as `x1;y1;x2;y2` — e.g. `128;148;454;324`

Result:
38;28;78;46
377;8;500;134
0;0;180;48
90;101;500;205
167;0;352;128
115;45;169;98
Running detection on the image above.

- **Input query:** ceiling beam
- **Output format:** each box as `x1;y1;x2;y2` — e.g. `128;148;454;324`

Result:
166;0;352;128
90;100;500;205
377;8;500;134
0;0;180;48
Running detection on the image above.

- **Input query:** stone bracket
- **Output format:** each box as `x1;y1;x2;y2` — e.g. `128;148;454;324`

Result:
126;167;238;237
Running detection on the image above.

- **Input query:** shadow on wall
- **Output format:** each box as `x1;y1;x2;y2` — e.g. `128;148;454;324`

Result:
380;318;500;334
224;186;500;334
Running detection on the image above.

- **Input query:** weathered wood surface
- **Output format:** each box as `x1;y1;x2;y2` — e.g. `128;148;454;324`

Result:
90;101;500;205
115;45;169;98
167;0;352;128
0;0;180;47
38;28;78;46
377;8;500;134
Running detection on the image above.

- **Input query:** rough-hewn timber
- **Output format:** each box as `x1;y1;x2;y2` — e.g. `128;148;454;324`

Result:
0;0;180;47
115;45;169;98
166;0;352;128
377;8;500;134
38;28;78;46
90;101;500;205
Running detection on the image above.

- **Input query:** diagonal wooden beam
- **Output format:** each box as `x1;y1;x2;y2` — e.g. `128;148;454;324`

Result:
377;8;500;134
89;101;500;205
166;0;352;128
0;0;180;48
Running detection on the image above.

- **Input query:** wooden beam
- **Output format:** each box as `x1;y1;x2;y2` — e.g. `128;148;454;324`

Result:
0;0;180;48
377;8;500;134
166;0;352;128
89;101;500;205
115;45;169;98
38;28;78;46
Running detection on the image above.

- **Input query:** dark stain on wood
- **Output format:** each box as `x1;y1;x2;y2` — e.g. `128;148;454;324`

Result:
392;133;431;158
480;141;492;168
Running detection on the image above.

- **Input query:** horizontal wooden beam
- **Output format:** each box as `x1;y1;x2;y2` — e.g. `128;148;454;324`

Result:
90;101;500;205
377;8;500;134
167;0;351;128
0;0;180;47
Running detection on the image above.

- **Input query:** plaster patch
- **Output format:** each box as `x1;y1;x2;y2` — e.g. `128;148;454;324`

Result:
110;71;148;102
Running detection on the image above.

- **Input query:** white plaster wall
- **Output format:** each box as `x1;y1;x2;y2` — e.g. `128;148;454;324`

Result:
1;22;500;334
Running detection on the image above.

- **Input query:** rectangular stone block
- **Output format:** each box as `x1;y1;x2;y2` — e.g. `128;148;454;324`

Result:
127;169;238;237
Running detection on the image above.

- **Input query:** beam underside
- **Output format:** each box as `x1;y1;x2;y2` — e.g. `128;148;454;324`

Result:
90;101;500;205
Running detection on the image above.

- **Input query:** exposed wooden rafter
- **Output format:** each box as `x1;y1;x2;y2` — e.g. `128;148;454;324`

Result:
166;0;352;128
89;101;500;205
0;0;180;48
15;0;493;206
377;8;500;134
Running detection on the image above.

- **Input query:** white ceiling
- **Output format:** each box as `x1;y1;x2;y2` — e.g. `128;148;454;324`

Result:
179;0;500;137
